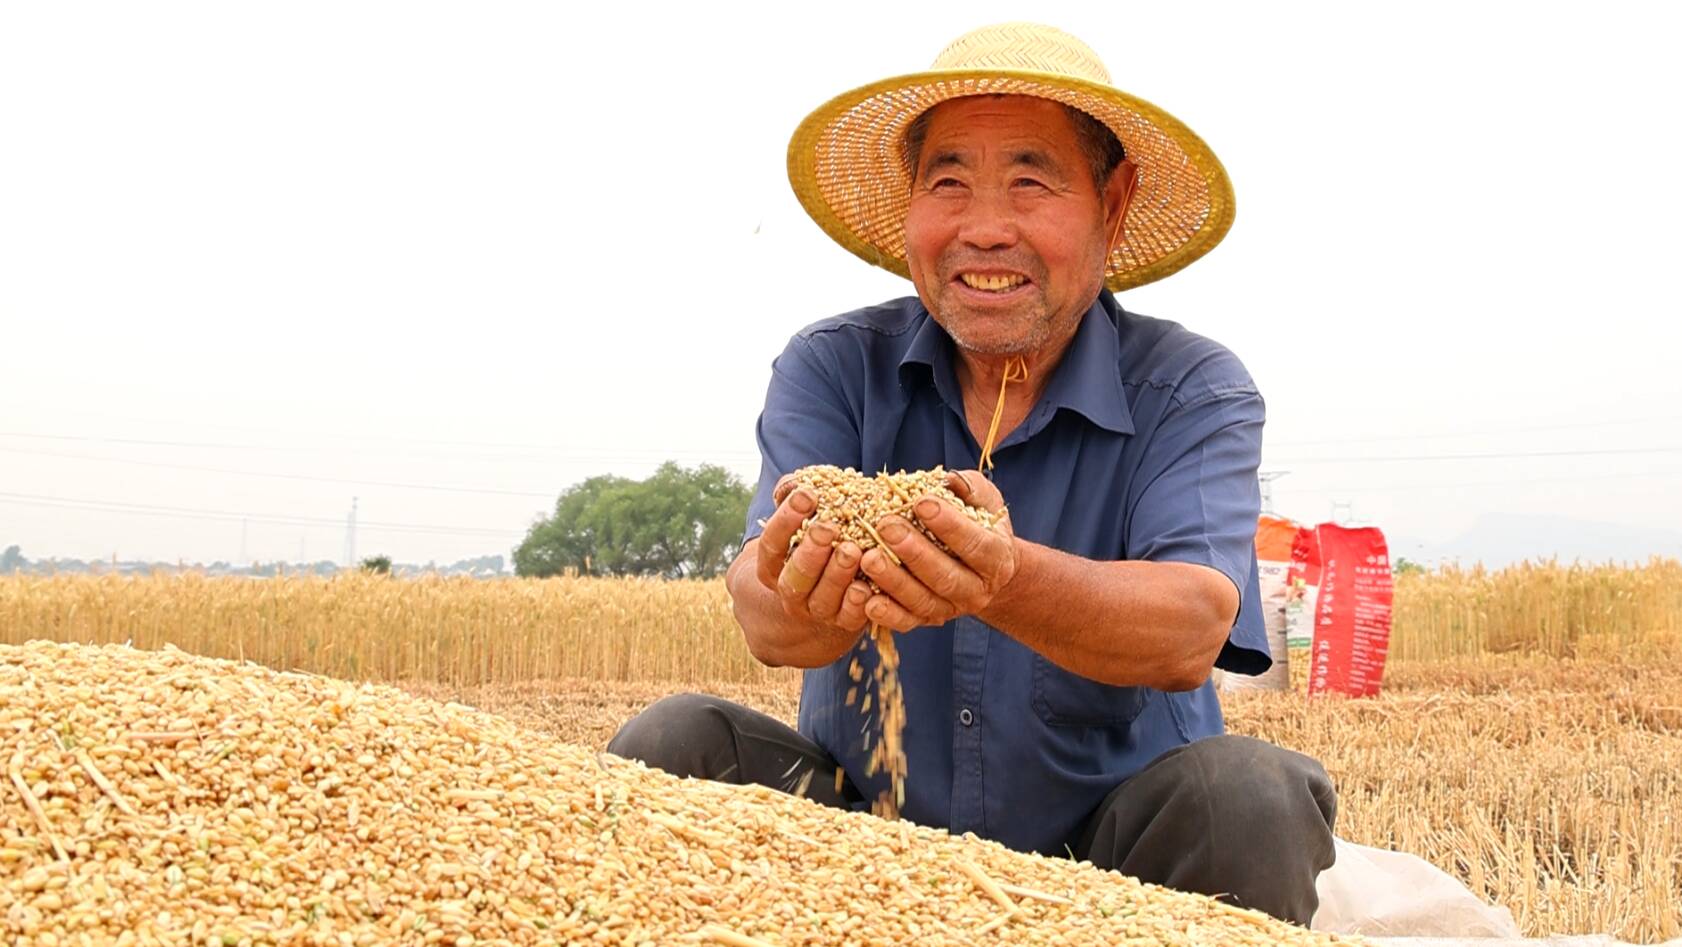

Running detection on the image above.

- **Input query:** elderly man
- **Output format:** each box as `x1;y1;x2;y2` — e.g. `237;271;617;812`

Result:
609;23;1337;925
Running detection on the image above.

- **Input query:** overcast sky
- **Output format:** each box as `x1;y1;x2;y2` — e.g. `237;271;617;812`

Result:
3;2;1679;568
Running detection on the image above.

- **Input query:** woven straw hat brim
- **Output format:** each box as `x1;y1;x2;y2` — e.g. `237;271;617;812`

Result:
788;67;1235;292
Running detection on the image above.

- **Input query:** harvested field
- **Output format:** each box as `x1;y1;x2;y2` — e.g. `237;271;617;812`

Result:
398;677;803;761
3;563;1680;941
1;641;1352;946
408;652;1682;944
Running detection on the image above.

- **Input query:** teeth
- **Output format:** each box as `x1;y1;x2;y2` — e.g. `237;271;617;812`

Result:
959;273;1025;292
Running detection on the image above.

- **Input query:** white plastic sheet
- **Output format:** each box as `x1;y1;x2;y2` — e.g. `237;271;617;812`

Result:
1313;838;1679;946
1368;939;1679;947
1314;838;1521;938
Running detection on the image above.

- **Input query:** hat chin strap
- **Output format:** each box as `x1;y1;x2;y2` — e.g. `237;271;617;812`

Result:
1107;160;1142;257
979;162;1137;477
978;355;1029;475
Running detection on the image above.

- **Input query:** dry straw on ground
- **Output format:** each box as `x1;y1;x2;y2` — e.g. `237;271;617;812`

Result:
410;649;1682;945
1244;652;1682;943
1;641;1353;946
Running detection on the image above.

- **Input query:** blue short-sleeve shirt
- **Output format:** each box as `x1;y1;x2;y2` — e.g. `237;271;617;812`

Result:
743;289;1269;856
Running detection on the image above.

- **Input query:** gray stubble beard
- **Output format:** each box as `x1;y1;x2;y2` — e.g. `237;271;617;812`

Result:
928;290;1053;357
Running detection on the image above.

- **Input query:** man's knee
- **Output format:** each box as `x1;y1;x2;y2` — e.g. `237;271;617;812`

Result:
1113;734;1337;924
1173;734;1338;834
1163;734;1339;895
1170;736;1338;827
605;692;737;779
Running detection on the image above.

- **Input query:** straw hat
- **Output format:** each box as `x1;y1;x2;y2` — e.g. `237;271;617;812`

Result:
787;22;1235;292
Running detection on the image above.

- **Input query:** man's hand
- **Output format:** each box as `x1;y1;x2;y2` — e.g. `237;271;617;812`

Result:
755;473;874;633
857;470;1019;632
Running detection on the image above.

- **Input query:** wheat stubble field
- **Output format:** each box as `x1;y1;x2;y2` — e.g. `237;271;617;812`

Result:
4;560;1680;941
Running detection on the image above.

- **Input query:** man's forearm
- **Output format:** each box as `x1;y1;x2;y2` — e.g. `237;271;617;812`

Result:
725;553;863;669
978;541;1235;691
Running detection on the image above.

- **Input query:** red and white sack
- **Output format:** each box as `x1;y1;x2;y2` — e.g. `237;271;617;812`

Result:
1302;524;1394;698
1218;514;1302;692
1284;524;1322;649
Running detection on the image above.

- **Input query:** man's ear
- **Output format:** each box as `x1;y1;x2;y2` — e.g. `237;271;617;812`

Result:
1104;159;1141;254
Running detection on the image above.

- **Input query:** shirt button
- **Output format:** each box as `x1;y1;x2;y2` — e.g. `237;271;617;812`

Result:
959;708;975;727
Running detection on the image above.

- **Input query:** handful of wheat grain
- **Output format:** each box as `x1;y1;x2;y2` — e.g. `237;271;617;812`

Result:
786;465;999;555
783;465;1002;820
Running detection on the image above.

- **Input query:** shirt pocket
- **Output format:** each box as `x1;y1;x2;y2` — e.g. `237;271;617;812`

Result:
1029;654;1151;727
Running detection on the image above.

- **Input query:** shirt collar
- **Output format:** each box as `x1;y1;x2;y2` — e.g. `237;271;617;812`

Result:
898;290;1135;436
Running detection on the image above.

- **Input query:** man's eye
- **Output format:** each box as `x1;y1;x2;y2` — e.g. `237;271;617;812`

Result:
1013;177;1050;190
929;177;964;190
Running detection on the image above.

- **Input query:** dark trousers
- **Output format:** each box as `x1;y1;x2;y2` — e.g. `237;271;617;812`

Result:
607;693;1337;926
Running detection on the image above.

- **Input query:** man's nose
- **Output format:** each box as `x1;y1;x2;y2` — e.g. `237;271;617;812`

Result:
955;186;1019;251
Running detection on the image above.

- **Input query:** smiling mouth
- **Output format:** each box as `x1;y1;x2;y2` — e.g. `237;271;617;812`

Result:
956;272;1030;293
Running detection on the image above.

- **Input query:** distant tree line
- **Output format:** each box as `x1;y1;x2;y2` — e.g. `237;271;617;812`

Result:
513;462;751;579
6;456;757;583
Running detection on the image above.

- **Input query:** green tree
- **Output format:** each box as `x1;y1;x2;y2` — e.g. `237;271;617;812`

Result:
514;463;752;579
360;554;392;575
513;474;637;577
1;545;23;574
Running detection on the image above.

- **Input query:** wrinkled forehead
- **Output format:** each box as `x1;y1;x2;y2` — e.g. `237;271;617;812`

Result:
907;95;1084;167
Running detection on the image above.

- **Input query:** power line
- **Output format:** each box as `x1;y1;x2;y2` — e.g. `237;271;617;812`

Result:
0;493;523;537
10;432;1677;496
116;416;738;454
6;425;1676;475
1271;468;1682;496
1266;413;1682;448
0;491;525;538
0;429;761;462
8;409;1676;458
344;497;359;568
1267;446;1682;464
0;432;317;451
0;445;558;498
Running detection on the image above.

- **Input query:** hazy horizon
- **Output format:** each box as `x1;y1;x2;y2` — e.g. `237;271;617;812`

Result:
4;2;1680;569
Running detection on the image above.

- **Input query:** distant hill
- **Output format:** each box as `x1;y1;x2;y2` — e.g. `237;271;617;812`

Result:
0;549;510;579
1390;513;1682;569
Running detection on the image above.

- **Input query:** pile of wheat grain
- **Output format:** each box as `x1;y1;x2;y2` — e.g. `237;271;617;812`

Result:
781;465;1001;820
1;641;1350;947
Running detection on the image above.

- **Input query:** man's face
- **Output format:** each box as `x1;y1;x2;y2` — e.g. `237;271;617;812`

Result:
903;96;1115;356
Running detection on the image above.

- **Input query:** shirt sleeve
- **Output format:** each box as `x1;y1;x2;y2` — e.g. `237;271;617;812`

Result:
1125;388;1271;675
742;334;862;544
